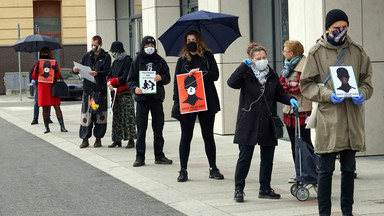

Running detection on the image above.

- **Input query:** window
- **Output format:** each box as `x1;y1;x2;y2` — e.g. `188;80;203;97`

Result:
180;0;198;16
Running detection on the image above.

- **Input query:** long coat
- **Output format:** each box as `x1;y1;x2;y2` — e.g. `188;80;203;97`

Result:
227;63;292;146
31;61;61;107
300;35;373;154
171;51;221;120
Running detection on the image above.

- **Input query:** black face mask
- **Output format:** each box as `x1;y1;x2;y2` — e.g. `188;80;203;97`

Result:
187;42;197;52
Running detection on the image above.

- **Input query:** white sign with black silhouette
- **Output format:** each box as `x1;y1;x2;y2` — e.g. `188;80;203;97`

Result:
329;66;359;98
139;71;157;94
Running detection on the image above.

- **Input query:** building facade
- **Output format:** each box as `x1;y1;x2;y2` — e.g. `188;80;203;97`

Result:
0;0;87;94
85;0;383;155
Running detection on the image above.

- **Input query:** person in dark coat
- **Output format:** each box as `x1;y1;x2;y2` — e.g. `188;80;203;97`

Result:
227;43;298;202
127;36;172;167
107;41;137;149
171;30;224;182
31;47;68;134
73;35;111;148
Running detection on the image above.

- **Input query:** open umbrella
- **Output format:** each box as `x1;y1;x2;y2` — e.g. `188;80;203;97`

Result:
159;10;241;56
12;34;61;53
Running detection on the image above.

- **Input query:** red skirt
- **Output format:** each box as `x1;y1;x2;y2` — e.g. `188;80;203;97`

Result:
38;82;61;106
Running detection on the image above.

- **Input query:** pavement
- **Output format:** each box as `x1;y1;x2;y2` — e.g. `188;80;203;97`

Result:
1;93;384;216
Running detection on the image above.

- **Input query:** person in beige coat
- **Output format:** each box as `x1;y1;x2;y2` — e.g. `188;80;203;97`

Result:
300;9;373;216
280;40;313;183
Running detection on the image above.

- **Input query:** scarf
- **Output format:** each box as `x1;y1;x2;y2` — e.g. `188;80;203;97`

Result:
251;65;269;85
116;52;127;61
281;55;303;78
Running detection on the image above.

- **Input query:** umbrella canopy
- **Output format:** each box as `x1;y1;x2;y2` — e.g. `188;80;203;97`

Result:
12;34;61;53
159;10;241;56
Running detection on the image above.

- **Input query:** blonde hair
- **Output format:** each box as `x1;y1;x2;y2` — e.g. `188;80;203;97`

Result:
181;30;210;61
246;42;267;59
283;40;304;56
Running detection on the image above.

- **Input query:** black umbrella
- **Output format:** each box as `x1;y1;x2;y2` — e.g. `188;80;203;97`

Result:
12;34;61;53
159;10;241;56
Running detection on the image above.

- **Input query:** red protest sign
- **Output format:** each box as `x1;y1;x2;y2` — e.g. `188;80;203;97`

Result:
38;59;55;83
176;71;207;114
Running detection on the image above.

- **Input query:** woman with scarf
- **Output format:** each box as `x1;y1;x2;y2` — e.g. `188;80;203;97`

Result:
280;40;313;183
107;41;136;149
227;43;298;202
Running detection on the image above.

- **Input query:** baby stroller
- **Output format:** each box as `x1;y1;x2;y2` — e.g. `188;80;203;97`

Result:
290;111;319;201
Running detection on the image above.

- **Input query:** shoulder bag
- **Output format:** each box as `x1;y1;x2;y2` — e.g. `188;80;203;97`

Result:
52;76;69;97
306;47;348;129
262;92;284;139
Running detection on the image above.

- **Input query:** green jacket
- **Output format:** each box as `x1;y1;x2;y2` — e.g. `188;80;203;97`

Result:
300;35;373;154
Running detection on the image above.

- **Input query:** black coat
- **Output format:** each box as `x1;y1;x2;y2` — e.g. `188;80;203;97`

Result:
127;51;170;102
171;51;220;120
227;63;293;146
107;54;132;94
79;49;111;93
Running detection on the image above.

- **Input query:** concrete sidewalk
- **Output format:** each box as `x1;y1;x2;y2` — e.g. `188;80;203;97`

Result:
1;93;383;216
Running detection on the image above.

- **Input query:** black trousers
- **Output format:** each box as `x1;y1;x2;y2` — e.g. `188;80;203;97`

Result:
135;100;165;161
178;111;216;169
286;125;313;162
235;144;275;191
79;91;107;139
318;150;356;216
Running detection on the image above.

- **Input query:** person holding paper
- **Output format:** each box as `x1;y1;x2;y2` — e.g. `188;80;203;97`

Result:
73;35;111;148
227;43;297;202
300;9;373;216
107;41;136;149
171;30;223;182
127;36;172;167
31;47;67;134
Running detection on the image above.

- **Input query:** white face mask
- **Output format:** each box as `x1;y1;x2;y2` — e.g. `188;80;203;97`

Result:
144;47;155;55
255;59;268;71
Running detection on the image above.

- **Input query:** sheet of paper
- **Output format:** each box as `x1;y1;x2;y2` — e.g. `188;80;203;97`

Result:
73;61;95;83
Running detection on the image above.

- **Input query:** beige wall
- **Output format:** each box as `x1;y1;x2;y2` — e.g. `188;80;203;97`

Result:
0;0;33;45
62;0;87;44
0;0;86;45
289;0;384;155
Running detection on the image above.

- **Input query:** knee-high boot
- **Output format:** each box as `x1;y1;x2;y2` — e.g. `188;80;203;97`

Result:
58;117;68;132
43;118;50;134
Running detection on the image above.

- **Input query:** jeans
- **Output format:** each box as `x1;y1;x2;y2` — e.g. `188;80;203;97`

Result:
318;150;356;216
135;100;165;161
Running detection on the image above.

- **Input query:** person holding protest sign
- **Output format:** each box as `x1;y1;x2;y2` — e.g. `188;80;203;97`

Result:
171;30;223;182
31;47;67;134
127;36;172;167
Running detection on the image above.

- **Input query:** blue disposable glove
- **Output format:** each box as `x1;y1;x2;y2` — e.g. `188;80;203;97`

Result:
351;93;364;105
243;59;252;67
290;98;299;111
331;92;345;104
31;80;36;85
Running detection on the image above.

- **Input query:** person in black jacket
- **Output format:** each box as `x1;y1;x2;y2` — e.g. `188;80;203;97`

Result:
171;30;224;182
127;36;172;167
107;41;136;149
227;43;298;202
73;35;111;148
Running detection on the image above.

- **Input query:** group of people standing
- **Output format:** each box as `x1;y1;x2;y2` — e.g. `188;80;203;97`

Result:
29;8;373;216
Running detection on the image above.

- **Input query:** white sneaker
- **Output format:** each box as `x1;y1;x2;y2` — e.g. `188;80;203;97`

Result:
288;174;296;183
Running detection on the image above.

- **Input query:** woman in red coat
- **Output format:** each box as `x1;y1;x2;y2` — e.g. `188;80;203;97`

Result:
32;47;67;133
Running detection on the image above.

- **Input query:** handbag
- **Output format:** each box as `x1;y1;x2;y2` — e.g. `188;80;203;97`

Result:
305;47;349;129
52;78;69;97
262;92;284;139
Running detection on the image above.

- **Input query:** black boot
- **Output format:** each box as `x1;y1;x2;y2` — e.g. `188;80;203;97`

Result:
108;141;122;148
58;117;68;132
43;118;50;134
177;168;188;182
